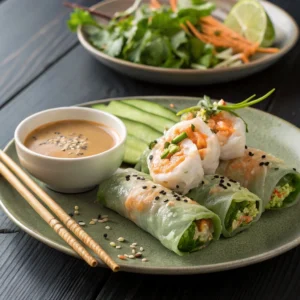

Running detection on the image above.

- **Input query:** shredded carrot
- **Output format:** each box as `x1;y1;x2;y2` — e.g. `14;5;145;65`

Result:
150;0;161;9
257;47;280;53
170;0;177;12
186;16;279;64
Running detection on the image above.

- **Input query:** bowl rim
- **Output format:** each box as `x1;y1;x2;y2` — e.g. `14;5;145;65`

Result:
14;106;127;162
77;0;299;75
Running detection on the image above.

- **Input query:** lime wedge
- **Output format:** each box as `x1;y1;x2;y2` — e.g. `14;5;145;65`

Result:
224;0;275;47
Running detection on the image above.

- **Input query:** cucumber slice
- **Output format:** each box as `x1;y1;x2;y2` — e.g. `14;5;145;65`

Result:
92;105;162;143
121;99;179;122
105;101;175;132
124;135;148;164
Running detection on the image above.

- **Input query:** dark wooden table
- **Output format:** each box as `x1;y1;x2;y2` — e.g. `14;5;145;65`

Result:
0;0;299;299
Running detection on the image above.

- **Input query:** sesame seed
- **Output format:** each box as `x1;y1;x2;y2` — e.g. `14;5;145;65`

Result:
220;176;224;179
78;221;85;226
74;206;79;210
229;179;237;183
74;211;79;215
201;181;204;184
142;186;147;189
135;253;142;258
176;185;179;188
105;226;111;230
274;168;279;170
103;233;108;239
140;247;144;252
132;249;136;254
92;218;98;222
132;174;138;177
259;162;264;166
68;212;74;217
152;185;157;188
142;258;148;262
126;177;130;181
117;237;125;242
130;245;136;249
110;242;116;247
116;246;121;249
227;183;231;187
137;177;141;180
118;255;126;260
176;197;181;201
245;145;248;149
129;255;135;259
155;196;160;200
214;175;219;178
164;199;169;203
184;199;188;203
149;155;153;160
220;179;224;184
124;254;129;257
293;168;297;171
262;155;266;159
265;162;270;166
132;243;137;246
249;152;254;156
89;221;96;225
141;178;145;181
97;214;101;219
159;190;165;194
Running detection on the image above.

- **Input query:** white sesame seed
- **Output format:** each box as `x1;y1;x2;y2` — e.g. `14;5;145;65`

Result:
117;237;125;242
132;242;137;246
78;221;85;226
140;247;144;252
105;226;111;230
124;254;129;258
142;258;148;262
98;218;108;223
116;246;121;249
74;210;79;215
92;218;98;222
74;206;79;210
109;242;116;247
89;221;95;225
129;255;135;259
132;249;136;254
130;245;136;249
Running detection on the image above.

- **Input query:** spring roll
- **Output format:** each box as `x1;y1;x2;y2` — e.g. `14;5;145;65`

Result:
97;169;222;255
217;147;300;210
187;175;262;237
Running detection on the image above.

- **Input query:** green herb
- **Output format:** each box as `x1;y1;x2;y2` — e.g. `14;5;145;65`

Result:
164;142;170;149
149;140;157;149
169;144;181;155
176;89;276;132
191;124;195;131
172;132;188;144
161;149;170;159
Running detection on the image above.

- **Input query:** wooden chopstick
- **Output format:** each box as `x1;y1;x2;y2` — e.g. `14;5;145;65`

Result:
0;150;120;272
63;2;112;20
0;161;97;267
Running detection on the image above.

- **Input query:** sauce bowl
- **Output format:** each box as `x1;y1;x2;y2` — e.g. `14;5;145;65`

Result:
14;107;127;193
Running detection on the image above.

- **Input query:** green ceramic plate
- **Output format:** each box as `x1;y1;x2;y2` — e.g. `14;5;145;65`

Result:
1;96;300;275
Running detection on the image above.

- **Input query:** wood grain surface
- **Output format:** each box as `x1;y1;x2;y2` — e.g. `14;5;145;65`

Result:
0;0;299;299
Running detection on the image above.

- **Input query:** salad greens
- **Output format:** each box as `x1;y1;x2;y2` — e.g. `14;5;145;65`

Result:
67;0;245;69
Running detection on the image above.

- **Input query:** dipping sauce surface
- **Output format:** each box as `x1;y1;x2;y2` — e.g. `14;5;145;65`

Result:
24;120;117;158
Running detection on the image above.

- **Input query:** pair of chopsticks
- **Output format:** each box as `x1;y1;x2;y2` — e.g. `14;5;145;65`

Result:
0;150;119;272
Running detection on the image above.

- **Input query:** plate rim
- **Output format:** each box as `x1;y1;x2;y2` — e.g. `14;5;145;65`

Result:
1;95;300;275
77;0;299;75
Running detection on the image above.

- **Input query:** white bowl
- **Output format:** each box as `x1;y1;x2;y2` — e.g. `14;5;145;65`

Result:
14;107;127;193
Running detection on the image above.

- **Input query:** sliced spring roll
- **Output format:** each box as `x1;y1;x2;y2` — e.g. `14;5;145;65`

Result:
217;147;300;210
97;169;222;255
187;175;262;237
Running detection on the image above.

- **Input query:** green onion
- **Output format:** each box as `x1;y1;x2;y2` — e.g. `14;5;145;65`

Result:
191;124;195;131
169;144;180;155
160;149;170;159
172;132;188;144
164;142;170;149
149;140;157;150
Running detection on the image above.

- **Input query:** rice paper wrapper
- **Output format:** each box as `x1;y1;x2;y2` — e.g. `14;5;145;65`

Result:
97;169;221;255
217;147;300;209
187;175;262;238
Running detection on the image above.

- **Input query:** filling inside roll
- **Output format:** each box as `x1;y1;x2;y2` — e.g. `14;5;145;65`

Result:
266;174;300;209
178;219;214;252
225;201;259;232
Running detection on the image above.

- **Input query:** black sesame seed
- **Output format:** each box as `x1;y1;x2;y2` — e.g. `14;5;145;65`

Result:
142;186;147;189
132;174;138;177
125;175;130;178
227;183;231;187
245;145;248;149
176;197;181;201
137;177;141;180
159;190;165;194
220;176;224;179
103;233;108;239
214;175;219;178
152;185;157;188
274;168;279;170
164;199;169;203
155;196;160;200
293;168;297;171
68;212;74;217
265;162;270;166
126;178;130;181
184;199;188;203
249;152;254;156
201;181;204;184
149;155;153;160
262;155;266;159
97;214;101;219
141;177;145;180
259;162;264;166
220;179;224;184
229;179;237;183
176;185;179;188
